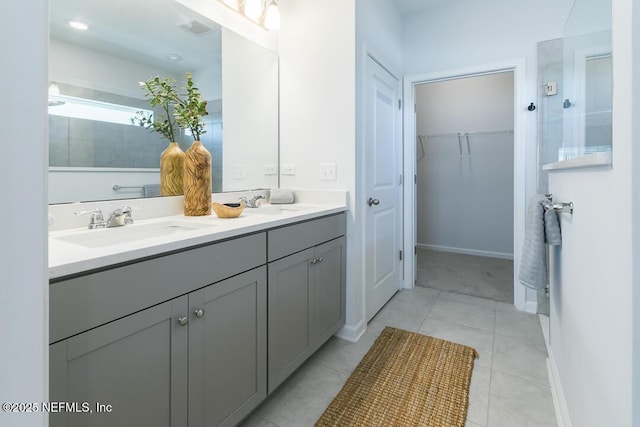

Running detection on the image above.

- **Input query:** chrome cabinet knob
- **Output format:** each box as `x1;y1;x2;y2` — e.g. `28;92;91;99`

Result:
177;316;189;327
368;197;380;206
194;309;205;318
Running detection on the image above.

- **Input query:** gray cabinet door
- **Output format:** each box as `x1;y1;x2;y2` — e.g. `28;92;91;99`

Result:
267;248;314;393
49;296;189;427
313;237;346;350
188;267;267;427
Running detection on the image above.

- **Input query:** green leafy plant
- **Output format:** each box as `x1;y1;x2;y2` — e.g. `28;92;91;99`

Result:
173;72;208;141
137;76;180;142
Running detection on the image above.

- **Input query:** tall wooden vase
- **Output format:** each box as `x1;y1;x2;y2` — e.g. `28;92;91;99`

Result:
183;140;212;216
159;142;184;196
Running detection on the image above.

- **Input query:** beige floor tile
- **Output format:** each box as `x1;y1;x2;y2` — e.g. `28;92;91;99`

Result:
251;358;349;427
385;287;440;316
438;290;499;310
487;371;557;427
492;334;549;386
427;297;496;332
495;308;546;351
467;365;491;426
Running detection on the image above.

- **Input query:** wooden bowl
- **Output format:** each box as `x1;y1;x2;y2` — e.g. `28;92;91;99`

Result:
211;202;245;218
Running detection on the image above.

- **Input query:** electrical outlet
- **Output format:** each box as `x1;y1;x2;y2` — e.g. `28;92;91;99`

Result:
281;164;296;175
264;164;277;175
320;163;337;181
233;164;245;180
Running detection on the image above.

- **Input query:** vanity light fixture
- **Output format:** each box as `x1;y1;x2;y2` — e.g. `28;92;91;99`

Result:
223;0;240;11
263;0;280;31
48;83;65;107
217;0;280;30
244;0;263;20
68;20;89;31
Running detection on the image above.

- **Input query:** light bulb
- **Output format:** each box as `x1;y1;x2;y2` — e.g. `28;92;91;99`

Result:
264;1;280;30
48;83;60;95
244;0;263;20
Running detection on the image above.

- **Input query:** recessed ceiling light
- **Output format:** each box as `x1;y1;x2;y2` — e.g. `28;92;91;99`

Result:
167;54;183;62
68;20;89;31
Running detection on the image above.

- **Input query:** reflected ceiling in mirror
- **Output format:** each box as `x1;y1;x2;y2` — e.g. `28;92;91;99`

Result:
49;0;279;204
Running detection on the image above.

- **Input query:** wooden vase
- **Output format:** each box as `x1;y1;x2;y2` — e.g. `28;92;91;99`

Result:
183;140;212;216
159;142;184;196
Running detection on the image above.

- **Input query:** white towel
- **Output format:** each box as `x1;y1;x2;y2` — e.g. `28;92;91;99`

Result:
269;188;295;204
143;184;161;197
518;195;562;290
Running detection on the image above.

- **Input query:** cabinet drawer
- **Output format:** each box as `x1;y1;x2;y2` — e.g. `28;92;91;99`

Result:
50;232;266;343
267;213;345;262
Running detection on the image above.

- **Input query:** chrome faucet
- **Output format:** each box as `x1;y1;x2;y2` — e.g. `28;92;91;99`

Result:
106;206;134;227
75;206;134;229
239;195;265;208
75;209;106;229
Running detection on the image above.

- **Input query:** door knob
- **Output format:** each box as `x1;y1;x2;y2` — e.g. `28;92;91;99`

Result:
177;316;189;327
194;309;205;318
368;197;380;206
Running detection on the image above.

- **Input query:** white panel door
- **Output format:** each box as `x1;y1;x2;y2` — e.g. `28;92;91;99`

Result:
364;56;402;321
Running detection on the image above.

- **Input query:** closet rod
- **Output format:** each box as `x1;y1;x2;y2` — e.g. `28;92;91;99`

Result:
423;129;514;139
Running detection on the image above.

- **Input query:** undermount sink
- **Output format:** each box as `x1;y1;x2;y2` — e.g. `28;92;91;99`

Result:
242;204;312;216
54;220;215;248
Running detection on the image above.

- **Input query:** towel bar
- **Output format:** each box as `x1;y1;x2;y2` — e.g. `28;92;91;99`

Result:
113;184;143;191
542;200;574;214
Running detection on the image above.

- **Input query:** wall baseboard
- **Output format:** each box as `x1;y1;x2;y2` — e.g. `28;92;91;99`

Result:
525;299;538;314
336;319;366;343
546;343;572;427
417;243;514;260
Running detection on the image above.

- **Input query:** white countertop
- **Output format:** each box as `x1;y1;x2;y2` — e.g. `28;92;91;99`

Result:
49;202;347;280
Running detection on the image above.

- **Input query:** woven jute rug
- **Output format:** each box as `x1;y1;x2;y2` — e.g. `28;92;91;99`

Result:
316;326;478;427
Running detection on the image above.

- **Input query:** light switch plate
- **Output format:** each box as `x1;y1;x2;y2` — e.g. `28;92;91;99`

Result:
545;81;557;96
320;163;337;181
233;164;245;180
264;164;277;175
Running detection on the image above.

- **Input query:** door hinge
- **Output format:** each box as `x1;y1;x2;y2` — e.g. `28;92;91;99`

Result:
399;174;403;185
414;103;416;113
414;174;417;184
414;246;417;255
398;99;402;110
399;250;403;261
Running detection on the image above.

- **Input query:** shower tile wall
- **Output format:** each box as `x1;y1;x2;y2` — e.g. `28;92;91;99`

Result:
537;37;564;193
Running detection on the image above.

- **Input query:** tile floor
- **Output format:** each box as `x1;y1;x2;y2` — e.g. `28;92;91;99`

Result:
241;287;557;427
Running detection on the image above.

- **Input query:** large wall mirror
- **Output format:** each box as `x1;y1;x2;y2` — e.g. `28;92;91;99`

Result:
49;0;279;204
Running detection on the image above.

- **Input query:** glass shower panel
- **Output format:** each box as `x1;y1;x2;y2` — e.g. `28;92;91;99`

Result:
537;0;612;188
537;29;611;192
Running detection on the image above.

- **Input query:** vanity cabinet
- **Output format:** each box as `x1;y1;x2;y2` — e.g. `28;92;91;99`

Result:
267;214;346;393
188;268;266;427
49;211;347;425
50;234;267;427
50;295;188;427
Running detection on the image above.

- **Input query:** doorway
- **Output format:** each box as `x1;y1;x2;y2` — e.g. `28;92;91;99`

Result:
405;67;524;307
